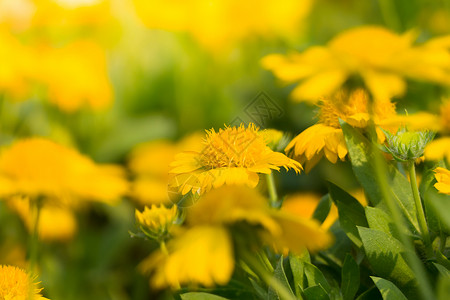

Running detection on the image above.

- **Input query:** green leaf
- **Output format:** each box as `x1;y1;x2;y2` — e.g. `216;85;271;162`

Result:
303;284;330;300
341;254;360;300
303;262;331;293
358;227;418;298
289;251;310;298
268;256;295;300
312;194;332;224
434;263;450;278
365;206;398;237
180;292;230;300
425;188;450;234
371;277;408;300
328;182;368;248
355;286;381;300
437;275;450;300
340;122;419;234
249;278;268;300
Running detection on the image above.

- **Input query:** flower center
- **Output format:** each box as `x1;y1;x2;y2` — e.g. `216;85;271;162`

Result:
317;89;395;128
199;124;267;169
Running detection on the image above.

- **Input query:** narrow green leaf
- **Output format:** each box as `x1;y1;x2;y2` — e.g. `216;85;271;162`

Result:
180;292;230;300
355;286;381;300
249;278;268;300
341;254;360;300
371;277;408;300
434;263;450;278
303;262;331;293
268;256;295;300
303;284;330;300
328;182;368;247
312;194;332;224
341;122;419;234
358;227;418;298
289;251;310;298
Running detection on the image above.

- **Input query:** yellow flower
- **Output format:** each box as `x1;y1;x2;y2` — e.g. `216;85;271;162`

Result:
263;26;450;102
132;0;313;52
0;137;128;204
169;123;301;195
7;196;77;241
140;225;233;289
187;186;333;253
140;186;331;289
128;133;204;206
135;204;178;239
0;265;48;300
36;40;112;112
0;29;34;100
434;167;450;195
259;129;284;150
285;89;396;171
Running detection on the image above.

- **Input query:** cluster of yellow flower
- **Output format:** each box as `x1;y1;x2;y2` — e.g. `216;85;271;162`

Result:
0;0;113;111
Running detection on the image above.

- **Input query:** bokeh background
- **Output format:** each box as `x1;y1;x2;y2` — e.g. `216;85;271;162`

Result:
0;0;449;299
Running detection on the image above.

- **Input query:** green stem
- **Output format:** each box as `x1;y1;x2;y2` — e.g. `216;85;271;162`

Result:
367;107;434;299
266;173;278;207
160;240;169;256
29;197;42;274
407;161;431;249
241;251;295;300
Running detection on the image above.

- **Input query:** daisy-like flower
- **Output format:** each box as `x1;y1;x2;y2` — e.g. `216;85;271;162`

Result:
128;133;203;206
0;137;128;204
434;167;450;195
169;123;301;195
140;185;332;289
0;265;48;300
262;26;450;102
135;204;178;240
7;196;77;242
285;89;396;171
132;0;313;52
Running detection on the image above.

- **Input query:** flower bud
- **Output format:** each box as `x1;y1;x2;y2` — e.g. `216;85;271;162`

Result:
135;204;178;240
383;127;435;162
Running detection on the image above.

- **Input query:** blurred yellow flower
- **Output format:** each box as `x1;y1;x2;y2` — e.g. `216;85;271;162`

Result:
263;26;450;102
285;89;396;171
128;133;204;206
132;0;313;52
0;0;112;32
37;40;113;112
141;185;331;289
434;167;450;195
140;225;233;289
187;186;332;253
135;204;177;239
169;123;301;195
259;128;284;150
0;265;48;300
8;196;77;241
0;29;34;100
0;137;128;204
282;193;337;230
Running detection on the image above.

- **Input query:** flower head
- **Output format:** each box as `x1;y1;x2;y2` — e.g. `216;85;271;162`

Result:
0;137;128;204
0;265;47;300
263;26;450;102
285;89;396;171
128;133;203;206
383;128;435;162
140;225;233;289
135;205;178;240
8;196;77;242
132;0;313;52
169;123;301;195
140;185;332;289
434;167;450;195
